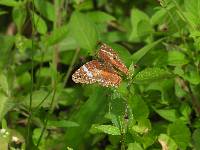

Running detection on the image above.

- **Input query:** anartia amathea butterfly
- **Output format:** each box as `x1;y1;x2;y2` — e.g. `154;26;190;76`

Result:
72;43;129;87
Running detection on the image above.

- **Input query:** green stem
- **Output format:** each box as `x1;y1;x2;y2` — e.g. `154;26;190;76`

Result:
63;47;80;87
26;0;35;149
36;87;57;147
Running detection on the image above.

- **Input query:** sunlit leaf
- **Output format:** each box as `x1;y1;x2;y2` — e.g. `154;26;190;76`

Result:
93;124;121;135
133;67;172;83
167;120;191;150
158;134;178;150
69;11;98;52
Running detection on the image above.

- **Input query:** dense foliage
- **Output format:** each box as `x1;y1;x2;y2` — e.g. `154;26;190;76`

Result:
0;0;200;149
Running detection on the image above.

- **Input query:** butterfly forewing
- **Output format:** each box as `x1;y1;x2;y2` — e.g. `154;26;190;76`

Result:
98;43;129;75
72;60;122;87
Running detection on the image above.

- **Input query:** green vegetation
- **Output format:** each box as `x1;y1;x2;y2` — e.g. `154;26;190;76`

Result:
0;0;200;149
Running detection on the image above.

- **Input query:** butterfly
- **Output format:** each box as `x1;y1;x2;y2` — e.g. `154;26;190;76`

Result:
72;43;129;87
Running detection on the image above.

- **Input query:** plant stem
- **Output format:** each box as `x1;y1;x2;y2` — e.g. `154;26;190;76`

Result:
63;48;80;87
36;87;57;147
26;0;35;149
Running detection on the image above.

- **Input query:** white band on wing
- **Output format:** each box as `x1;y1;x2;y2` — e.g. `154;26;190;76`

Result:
82;65;93;77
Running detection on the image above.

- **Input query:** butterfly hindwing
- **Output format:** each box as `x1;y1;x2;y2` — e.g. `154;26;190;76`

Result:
72;60;122;87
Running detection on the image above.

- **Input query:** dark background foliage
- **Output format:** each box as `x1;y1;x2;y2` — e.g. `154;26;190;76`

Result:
0;0;200;149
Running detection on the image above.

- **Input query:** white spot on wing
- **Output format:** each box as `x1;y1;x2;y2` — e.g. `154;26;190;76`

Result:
83;65;93;77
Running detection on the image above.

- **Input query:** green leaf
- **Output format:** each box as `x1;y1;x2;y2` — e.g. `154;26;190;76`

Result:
33;0;55;21
93;125;121;135
0;35;15;70
153;108;179;122
179;102;191;123
167;120;191;150
64;87;109;148
128;142;143;150
12;5;27;32
102;31;127;42
137;20;153;39
33;128;48;149
131;118;151;134
184;70;200;85
41;24;69;47
131;39;163;64
69;11;98;51
47;120;79;128
0;92;13;121
31;11;47;34
87;11;116;23
129;8;150;42
23;90;53;108
158;134;178;150
133;67;172;83
192;129;200;149
184;0;200;20
0;73;9;95
0;0;19;7
129;95;149;120
151;8;167;25
167;51;189;66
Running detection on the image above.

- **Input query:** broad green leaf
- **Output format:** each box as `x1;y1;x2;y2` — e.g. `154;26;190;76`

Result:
167;120;191;150
93;125;120;135
158;134;178;150
0;92;13;121
131;119;151;134
33;0;55;21
23;90;53;108
65;87;109;148
31;11;47;34
16;72;31;88
0;0;19;7
47;120;79;128
153;108;179;122
192;129;200;149
184;0;200;20
12;5;27;32
151;8;167;25
131;39;163;64
102;31;127;42
133;67;172;83
137;20;153;39
128;142;143;150
87;11;116;23
167;51;189;66
0;73;9;95
109;98;126;117
69;11;98;51
42;24;69;47
179;102;191;123
0;35;15;70
184;70;200;85
129;95;149;120
129;8;150;42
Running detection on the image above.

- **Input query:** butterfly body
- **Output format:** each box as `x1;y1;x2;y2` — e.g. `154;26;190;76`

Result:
72;43;128;87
